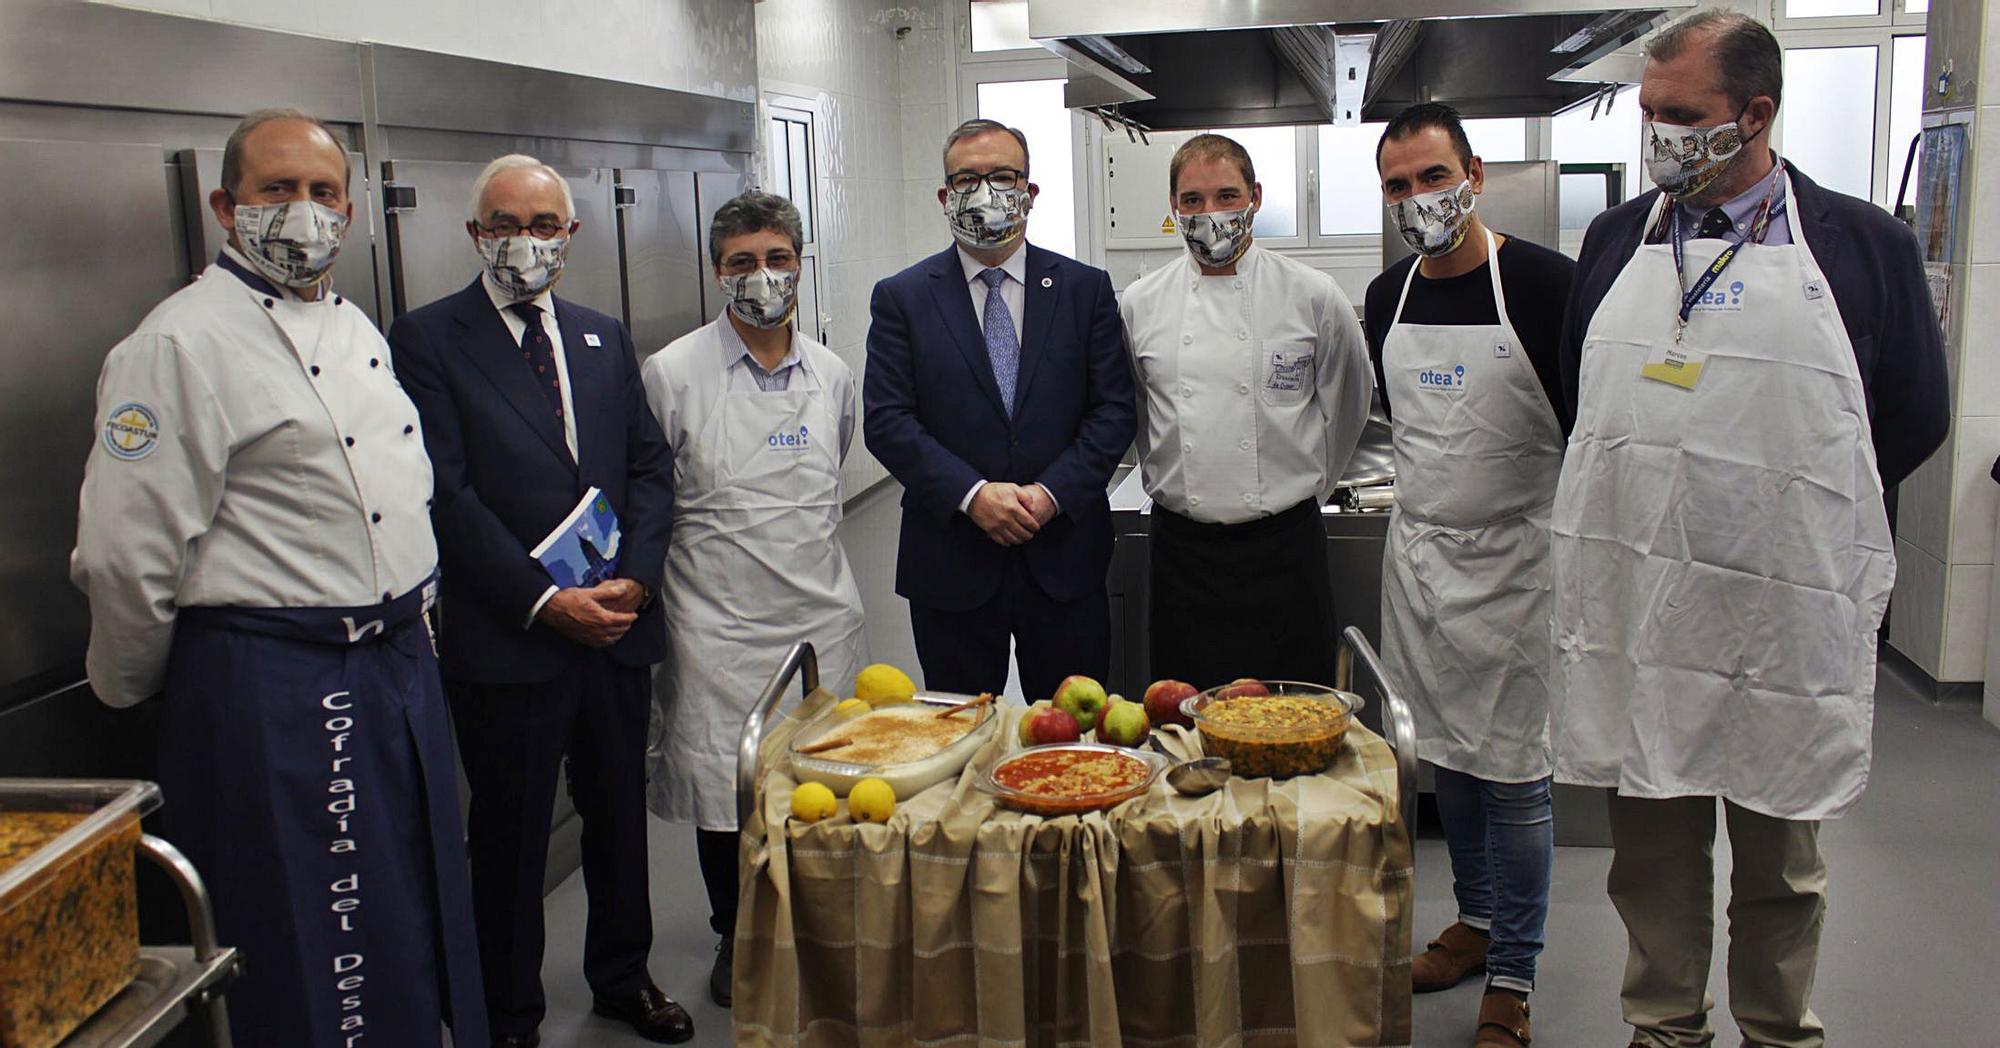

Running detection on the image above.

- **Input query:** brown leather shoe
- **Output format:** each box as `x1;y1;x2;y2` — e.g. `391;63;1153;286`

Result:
1412;921;1490;992
592;984;694;1044
1472;992;1531;1046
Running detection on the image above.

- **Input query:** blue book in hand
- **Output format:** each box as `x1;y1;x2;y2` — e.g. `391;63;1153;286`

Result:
531;486;622;589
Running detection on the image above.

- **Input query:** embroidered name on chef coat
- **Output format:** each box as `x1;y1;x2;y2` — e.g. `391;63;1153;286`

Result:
1267;352;1309;392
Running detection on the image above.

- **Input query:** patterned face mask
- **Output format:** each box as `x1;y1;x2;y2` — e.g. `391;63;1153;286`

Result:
476;234;570;301
1175;205;1255;268
720;267;799;330
1644;112;1750;198
232;199;349;288
944;181;1030;250
1389;180;1476;258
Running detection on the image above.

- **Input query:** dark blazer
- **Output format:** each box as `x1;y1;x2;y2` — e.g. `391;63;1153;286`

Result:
864;245;1137;611
390;279;674;683
1561;163;1949;487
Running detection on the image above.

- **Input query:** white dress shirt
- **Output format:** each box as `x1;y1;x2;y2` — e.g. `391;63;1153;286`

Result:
72;249;437;705
953;244;1056;514
1120;244;1374;525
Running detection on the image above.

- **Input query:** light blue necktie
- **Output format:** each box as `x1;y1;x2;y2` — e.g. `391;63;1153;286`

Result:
978;268;1019;418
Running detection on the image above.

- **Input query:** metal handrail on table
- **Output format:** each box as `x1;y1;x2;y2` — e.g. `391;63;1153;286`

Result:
736;642;821;830
64;834;236;1047
1337;626;1420;839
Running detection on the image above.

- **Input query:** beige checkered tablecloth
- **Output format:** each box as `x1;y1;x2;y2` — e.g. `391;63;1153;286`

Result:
732;690;1413;1048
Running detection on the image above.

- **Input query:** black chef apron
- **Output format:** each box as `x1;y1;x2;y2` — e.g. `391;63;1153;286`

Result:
1149;498;1339;690
157;576;488;1048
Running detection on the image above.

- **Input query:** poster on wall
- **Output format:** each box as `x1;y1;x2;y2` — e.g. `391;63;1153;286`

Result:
1915;122;1968;265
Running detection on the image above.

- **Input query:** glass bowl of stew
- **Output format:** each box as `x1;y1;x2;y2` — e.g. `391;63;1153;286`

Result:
984;742;1167;816
1185;681;1363;779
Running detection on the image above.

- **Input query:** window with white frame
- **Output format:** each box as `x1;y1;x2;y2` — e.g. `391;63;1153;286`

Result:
975;78;1079;259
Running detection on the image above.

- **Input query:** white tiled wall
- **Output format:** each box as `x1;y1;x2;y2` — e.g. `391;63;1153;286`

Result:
756;0;958;497
97;0;756;100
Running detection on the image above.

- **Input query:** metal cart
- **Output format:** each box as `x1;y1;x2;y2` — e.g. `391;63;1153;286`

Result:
62;833;236;1048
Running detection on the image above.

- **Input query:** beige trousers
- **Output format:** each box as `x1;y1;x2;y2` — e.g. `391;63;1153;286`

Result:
1605;793;1828;1048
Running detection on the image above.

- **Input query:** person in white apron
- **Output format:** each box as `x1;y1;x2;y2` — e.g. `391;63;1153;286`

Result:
1552;13;1947;1047
640;191;869;1008
1366;103;1573;1048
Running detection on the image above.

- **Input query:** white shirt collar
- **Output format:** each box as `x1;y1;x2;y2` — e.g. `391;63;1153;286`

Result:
482;271;558;317
717;312;806;378
957;242;1029;288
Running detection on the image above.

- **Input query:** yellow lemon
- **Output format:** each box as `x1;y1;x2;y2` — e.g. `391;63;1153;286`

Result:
848;777;897;823
790;781;837;823
833;698;871;720
854;664;917;706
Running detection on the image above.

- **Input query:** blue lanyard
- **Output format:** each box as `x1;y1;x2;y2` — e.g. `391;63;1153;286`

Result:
1668;171;1786;341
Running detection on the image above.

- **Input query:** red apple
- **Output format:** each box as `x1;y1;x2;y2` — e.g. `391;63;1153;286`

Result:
1018;700;1053;747
1143;679;1198;729
1097;701;1151;748
1052;675;1109;732
1214;678;1271;700
1023;704;1081;746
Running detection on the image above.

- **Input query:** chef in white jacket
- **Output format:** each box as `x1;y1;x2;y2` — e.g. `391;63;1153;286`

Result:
70;109;486;1047
1121;133;1373;689
641;190;868;1007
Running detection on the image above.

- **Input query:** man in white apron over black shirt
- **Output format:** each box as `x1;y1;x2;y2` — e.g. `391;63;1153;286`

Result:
1364;103;1575;1048
642;192;868;1008
1554;13;1948;1047
72;109;486;1048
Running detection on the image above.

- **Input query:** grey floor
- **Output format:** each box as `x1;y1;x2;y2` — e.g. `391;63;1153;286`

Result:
534;484;2000;1047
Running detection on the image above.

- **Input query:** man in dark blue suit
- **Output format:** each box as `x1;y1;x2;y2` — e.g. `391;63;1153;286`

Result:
865;120;1136;704
389;155;691;1047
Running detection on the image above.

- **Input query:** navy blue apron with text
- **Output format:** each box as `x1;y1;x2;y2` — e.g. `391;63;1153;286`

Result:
158;577;487;1048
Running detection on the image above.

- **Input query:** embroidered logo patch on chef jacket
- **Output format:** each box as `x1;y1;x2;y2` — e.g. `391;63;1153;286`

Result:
1266;352;1309;392
102;402;161;460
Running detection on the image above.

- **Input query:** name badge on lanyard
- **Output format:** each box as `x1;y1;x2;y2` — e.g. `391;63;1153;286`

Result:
1641;342;1709;390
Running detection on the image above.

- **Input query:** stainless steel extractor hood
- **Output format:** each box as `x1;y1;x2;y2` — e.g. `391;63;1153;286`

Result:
1026;0;1692;127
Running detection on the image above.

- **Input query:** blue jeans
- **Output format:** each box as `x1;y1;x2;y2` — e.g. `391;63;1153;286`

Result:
1433;766;1554;992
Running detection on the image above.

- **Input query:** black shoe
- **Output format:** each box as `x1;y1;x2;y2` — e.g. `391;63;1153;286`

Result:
491;1035;540;1048
710;937;734;1008
592;984;695;1044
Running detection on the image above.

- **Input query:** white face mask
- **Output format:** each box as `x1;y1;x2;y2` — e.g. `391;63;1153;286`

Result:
477;234;569;301
720;267;799;330
944;181;1030;250
1175;205;1255;268
232;199;348;288
1644;114;1749;198
1389;180;1477;258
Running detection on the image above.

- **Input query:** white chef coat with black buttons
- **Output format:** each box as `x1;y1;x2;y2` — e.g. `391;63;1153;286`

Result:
72;248;437;706
1120;244;1374;524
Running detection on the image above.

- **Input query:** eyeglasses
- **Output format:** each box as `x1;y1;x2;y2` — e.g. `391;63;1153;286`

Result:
473;217;573;239
945;168;1025;194
719;250;801;275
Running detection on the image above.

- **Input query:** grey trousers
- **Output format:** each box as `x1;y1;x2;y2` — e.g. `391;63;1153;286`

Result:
1606;793;1827;1048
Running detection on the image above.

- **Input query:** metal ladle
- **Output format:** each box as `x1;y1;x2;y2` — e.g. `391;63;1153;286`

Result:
1149;735;1231;797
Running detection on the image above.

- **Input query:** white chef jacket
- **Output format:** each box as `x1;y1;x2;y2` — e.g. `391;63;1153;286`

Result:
644;314;857;462
1121;245;1374;525
71;250;437;706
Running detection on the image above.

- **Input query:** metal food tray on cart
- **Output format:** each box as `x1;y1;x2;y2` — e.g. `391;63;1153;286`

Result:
62;832;237;1048
735;626;1421;837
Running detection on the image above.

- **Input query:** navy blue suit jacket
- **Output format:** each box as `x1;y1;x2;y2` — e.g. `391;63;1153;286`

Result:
863;245;1137;611
1561;163;1949;488
390;279;674;683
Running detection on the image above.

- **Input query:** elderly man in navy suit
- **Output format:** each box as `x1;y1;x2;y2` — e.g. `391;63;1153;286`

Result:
389;155;690;1047
864;119;1137;703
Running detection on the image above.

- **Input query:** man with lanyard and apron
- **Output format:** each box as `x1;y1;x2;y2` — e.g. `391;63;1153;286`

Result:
642;192;869;1009
72;109;486;1047
1553;14;1948;1048
1364;103;1575;1048
1120;134;1374;689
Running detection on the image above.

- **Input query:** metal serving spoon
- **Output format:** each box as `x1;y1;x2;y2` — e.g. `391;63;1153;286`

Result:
1148;735;1232;797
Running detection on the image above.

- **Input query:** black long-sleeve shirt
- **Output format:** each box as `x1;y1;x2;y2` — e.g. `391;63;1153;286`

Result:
1362;235;1576;431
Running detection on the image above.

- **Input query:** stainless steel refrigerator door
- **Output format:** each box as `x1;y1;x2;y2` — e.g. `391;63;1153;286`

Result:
383;159;624;322
0;138;185;693
614;168;705;359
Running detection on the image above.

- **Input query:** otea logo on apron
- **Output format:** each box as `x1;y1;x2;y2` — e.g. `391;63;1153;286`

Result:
1416;364;1467;392
1689;278;1747;313
767;424;811;451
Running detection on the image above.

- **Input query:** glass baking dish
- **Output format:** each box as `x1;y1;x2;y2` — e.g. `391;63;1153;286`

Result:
982;742;1167;817
1184;681;1365;779
787;693;1001;797
0;778;161;1048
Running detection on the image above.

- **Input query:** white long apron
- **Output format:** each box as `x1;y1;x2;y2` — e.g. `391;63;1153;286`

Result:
1378;229;1565;782
647;359;868;831
1548;172;1893;820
